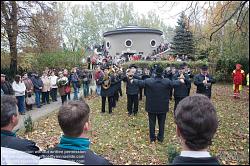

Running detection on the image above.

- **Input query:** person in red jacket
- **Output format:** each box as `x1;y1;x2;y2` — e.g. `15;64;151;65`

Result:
232;64;245;98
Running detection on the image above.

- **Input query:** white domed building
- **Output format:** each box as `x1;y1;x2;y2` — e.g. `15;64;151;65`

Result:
103;26;164;60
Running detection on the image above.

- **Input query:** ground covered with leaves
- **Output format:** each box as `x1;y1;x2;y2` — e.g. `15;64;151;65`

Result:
18;84;249;165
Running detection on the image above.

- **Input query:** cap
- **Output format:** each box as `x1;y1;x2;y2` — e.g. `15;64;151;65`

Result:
155;66;164;75
1;74;6;77
129;64;137;69
200;65;208;71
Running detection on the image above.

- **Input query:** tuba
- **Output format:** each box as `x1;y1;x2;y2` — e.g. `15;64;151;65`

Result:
178;71;185;83
102;72;111;89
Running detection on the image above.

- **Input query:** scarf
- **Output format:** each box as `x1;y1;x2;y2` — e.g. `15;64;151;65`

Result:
57;135;90;151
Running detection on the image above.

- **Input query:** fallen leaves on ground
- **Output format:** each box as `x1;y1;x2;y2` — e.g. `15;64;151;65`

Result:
18;84;249;165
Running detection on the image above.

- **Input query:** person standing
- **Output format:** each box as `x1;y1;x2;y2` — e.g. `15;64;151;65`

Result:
63;69;71;100
97;67;114;114
31;73;43;108
94;66;104;96
1;74;14;95
22;73;34;111
12;75;26;115
87;56;91;70
232;64;245;99
49;71;58;102
57;71;68;104
182;62;193;96
132;65;172;143
194;65;215;99
172;66;191;114
82;69;91;98
41;71;51;105
123;66;140;116
71;67;79;100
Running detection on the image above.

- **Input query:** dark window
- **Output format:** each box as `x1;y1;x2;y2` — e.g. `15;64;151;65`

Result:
125;39;132;47
106;42;110;48
150;40;156;47
139;52;143;55
116;53;119;55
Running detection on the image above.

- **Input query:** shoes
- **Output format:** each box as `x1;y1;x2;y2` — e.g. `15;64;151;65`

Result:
128;113;132;116
133;113;137;116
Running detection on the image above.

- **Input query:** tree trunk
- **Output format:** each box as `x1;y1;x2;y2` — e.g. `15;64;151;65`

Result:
9;40;18;78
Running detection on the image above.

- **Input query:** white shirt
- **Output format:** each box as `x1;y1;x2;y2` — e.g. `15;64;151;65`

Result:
49;75;58;88
12;81;26;96
180;151;211;158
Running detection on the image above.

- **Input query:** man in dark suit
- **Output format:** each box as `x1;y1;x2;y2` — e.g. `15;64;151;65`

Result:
132;65;172;143
172;65;191;114
123;64;141;116
194;65;215;99
1;74;14;95
41;100;111;165
1;95;40;156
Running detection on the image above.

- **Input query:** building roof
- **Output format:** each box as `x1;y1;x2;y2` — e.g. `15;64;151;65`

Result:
103;25;163;37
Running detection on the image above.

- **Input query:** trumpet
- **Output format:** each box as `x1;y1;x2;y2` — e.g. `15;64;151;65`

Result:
126;69;134;80
178;72;185;83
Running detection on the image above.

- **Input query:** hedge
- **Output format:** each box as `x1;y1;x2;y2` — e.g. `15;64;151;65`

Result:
122;60;216;76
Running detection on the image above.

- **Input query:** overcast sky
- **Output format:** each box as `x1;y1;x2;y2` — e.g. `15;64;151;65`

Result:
64;1;202;28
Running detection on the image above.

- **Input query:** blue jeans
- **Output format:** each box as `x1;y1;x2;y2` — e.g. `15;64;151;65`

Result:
16;95;25;113
83;82;89;97
35;91;41;107
73;82;79;100
96;85;101;96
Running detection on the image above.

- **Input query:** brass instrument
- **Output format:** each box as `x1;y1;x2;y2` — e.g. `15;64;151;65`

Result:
126;69;134;80
102;70;111;89
178;71;185;83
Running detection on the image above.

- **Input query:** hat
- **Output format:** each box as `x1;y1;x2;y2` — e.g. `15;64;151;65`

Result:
236;64;242;68
155;66;164;75
200;65;208;71
129;64;137;69
1;74;6;77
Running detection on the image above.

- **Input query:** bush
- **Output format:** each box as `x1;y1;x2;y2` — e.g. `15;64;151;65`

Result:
166;144;179;164
24;115;34;133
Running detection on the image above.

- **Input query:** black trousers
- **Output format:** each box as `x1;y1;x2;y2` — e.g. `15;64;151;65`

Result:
118;87;122;97
148;112;167;142
50;88;58;101
42;91;50;104
114;91;119;102
61;95;67;104
139;87;143;100
127;94;139;115
187;87;191;96
102;96;113;113
174;97;186;115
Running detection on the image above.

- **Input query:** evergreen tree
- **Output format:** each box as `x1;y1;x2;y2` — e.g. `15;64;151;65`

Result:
171;12;195;59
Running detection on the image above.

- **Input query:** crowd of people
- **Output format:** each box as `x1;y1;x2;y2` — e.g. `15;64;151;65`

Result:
1;61;249;165
1;67;93;115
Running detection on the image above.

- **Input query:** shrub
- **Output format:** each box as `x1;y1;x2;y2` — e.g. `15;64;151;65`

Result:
166;144;179;164
24;115;34;133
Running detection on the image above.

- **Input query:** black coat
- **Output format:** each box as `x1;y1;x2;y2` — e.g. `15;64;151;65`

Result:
133;76;172;113
1;130;40;156
172;155;220;165
123;74;141;95
194;73;215;98
98;75;115;97
172;73;191;98
31;76;44;92
42;146;111;165
1;81;14;95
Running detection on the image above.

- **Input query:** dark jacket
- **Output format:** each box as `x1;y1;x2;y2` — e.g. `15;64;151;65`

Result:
1;130;40;156
98;75;115;97
194;73;215;98
31;76;44;92
1;81;14;95
123;74;141;95
42;146;111;165
172;156;220;165
133;76;172;113
172;73;191;98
